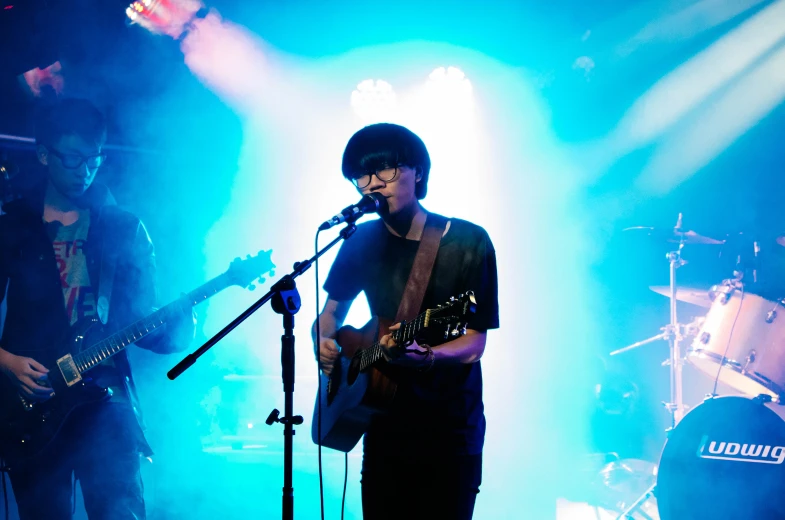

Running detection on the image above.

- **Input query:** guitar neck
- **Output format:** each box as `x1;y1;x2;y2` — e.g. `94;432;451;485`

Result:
72;273;232;375
356;311;430;372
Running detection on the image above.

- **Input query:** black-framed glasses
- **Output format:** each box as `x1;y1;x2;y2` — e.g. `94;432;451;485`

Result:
47;147;107;170
351;165;402;189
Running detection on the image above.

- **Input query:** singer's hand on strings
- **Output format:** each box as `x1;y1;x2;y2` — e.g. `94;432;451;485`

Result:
379;323;431;367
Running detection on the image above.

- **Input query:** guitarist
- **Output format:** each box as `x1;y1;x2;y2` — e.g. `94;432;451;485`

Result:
0;98;195;519
316;123;499;520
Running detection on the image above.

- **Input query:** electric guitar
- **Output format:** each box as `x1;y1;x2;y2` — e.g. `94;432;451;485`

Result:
312;292;476;452
0;250;275;462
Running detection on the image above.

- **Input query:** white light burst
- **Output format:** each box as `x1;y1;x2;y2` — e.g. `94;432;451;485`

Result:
350;79;397;121
424;66;474;110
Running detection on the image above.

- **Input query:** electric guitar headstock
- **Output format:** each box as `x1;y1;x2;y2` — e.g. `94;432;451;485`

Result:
224;249;276;291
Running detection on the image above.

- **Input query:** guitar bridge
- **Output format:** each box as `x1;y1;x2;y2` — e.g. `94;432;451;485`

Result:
56;353;83;387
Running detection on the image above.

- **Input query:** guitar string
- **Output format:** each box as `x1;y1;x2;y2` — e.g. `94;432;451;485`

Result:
357;313;428;371
73;277;222;372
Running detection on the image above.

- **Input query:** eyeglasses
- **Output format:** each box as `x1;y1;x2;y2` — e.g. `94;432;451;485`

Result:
47;147;107;170
351;165;402;189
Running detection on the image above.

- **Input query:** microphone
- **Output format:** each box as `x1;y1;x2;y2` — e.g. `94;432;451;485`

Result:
318;193;387;231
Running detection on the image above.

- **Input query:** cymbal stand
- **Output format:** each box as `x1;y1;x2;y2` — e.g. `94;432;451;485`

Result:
664;246;686;427
612;238;688;520
609;245;687;427
615;483;657;520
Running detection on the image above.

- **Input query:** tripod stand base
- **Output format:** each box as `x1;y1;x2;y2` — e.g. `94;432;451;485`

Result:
615;483;657;520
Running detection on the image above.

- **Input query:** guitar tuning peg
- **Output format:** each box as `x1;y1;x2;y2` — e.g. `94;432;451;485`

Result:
247;254;252;259
258;276;266;283
248;284;256;291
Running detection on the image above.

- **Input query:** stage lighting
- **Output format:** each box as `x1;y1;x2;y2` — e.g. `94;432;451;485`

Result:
420;66;474;121
125;0;203;39
425;66;473;98
350;79;397;121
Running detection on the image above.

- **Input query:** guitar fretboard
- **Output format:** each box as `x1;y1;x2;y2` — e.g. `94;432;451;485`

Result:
72;273;232;374
356;311;430;372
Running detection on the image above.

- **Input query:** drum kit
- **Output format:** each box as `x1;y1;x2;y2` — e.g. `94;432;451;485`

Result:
602;215;785;520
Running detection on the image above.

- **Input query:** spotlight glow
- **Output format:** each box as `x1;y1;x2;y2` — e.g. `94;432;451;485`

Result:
425;66;473;106
350;79;397;121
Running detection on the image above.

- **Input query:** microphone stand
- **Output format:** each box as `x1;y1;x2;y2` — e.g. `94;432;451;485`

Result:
168;223;358;520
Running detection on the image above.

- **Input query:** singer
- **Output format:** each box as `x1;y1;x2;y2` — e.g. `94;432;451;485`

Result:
314;123;499;519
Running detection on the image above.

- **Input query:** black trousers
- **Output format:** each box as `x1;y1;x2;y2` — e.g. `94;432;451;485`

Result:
361;452;482;520
7;402;146;520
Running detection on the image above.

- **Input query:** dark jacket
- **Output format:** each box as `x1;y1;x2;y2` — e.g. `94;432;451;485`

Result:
0;181;183;455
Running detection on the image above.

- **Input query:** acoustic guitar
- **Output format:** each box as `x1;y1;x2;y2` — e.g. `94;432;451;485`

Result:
312;291;476;452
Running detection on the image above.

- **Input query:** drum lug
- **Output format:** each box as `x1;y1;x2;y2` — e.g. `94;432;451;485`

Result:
766;309;777;323
708;280;736;304
753;393;773;404
744;350;756;369
698;332;710;344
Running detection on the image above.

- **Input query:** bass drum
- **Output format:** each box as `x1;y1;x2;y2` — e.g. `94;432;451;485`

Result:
656;396;785;520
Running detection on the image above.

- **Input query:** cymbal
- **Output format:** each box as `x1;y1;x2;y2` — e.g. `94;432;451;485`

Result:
649;285;712;308
624;226;724;245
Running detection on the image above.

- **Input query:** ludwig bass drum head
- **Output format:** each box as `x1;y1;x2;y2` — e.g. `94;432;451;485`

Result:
657;396;785;520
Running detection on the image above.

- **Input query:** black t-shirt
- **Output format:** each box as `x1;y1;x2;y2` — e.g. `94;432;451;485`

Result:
323;215;499;455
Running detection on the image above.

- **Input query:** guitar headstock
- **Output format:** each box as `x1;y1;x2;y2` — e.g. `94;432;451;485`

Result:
226;250;276;291
423;291;477;342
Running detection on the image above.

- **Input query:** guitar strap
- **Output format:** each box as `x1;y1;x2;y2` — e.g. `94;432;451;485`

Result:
394;213;448;323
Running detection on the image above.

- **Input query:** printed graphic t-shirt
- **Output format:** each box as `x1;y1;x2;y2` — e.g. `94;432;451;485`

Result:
52;211;96;325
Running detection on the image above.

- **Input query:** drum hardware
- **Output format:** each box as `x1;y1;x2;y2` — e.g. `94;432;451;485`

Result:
615;220;785;519
614;484;657;520
744;350;756;370
765;303;779;323
596;459;659;519
615;215;718;427
614;215;726;520
661;243;686;426
708;280;737;304
753;392;773;404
